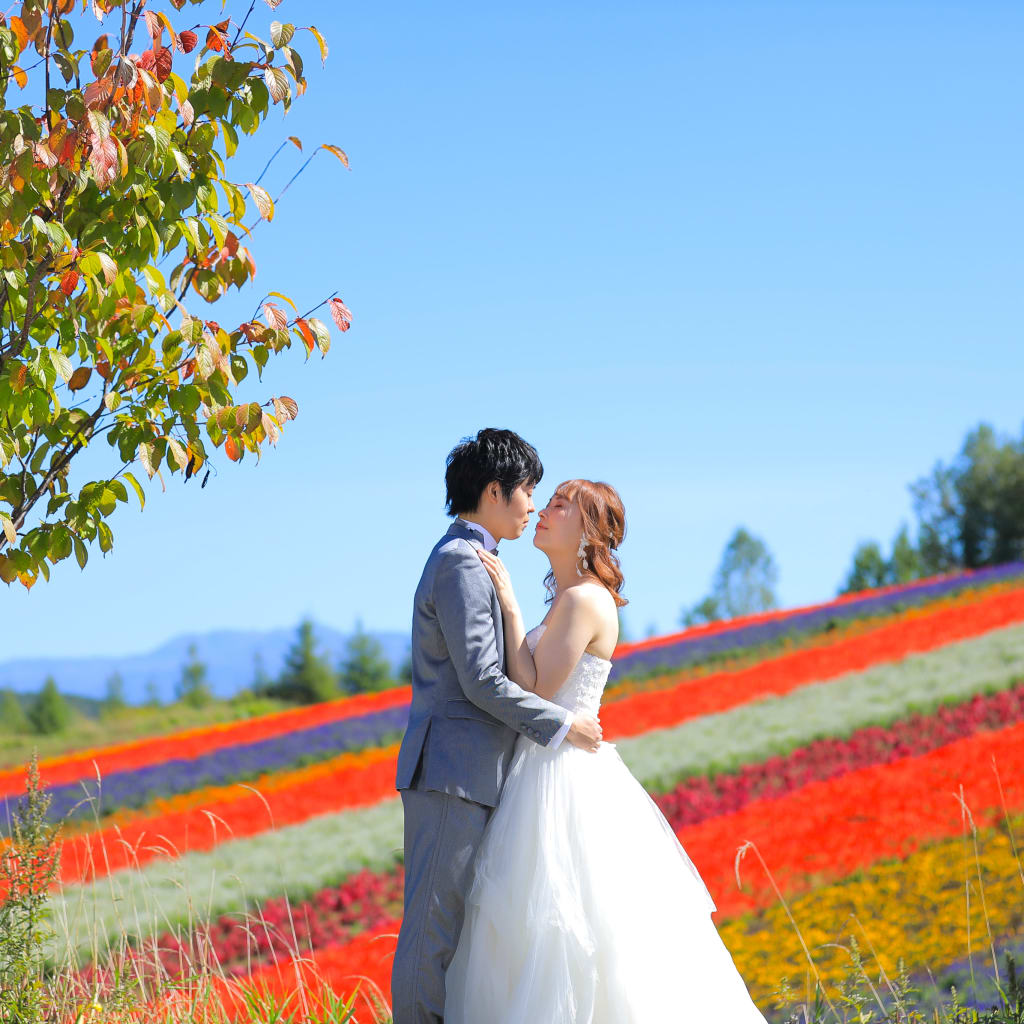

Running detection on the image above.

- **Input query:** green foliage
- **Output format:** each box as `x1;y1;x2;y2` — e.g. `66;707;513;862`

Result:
27;675;70;734
840;523;925;595
338;620;394;696
0;754;62;1023
176;642;212;708
681;526;779;626
144;677;162;708
0;687;28;732
265;618;338;703
0;0;349;593
912;422;1024;573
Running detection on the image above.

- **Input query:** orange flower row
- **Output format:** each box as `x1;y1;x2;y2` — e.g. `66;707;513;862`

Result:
601;586;1024;738
678;717;1024;918
56;745;400;887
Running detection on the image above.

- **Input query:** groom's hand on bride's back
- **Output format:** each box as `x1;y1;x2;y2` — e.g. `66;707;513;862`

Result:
566;714;603;753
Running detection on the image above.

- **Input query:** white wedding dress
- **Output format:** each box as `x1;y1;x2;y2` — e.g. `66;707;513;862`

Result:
444;624;769;1023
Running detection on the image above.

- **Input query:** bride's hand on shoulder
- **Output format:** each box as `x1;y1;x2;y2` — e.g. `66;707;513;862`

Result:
476;549;516;609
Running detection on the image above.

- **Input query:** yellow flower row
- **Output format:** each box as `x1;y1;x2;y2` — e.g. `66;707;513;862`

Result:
719;814;1024;1007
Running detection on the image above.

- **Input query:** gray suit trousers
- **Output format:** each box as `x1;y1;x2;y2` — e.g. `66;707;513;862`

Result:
391;788;492;1024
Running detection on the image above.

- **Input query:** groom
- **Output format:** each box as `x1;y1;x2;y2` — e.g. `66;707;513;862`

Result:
391;428;603;1024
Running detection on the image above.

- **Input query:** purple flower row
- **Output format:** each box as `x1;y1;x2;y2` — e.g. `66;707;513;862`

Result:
2;704;411;829
609;562;1024;682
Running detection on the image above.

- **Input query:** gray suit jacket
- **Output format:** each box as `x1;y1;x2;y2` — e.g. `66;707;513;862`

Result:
395;519;569;808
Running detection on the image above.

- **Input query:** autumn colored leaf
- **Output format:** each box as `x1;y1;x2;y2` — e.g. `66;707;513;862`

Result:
328;297;352;332
273;396;298;423
59;270;79;296
309;25;328;63
263;303;288;330
154;47;173;82
138;442;156;479
179;29;198;52
8;16;29;53
245;183;274;221
67;367;91;392
224;436;241;462
322;144;349;169
143;10;162;42
264;67;289;104
295;318;316;354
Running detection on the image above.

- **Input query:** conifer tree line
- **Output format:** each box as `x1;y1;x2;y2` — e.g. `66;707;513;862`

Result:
0;619;402;733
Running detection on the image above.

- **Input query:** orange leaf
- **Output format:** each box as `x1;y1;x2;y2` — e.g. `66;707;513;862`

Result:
328;297;352;332
295;318;316;354
59;270;79;296
206;26;225;53
322;144;349;169
10;364;27;392
9;16;29;53
224;436;241;462
10;66;27;89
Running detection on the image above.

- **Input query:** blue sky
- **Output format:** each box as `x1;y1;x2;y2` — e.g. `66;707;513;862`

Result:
4;1;1023;659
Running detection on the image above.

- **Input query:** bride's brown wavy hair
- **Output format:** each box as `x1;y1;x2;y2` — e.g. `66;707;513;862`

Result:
543;479;628;607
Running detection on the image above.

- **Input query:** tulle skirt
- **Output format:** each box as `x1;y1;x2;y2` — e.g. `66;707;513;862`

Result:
444;738;769;1023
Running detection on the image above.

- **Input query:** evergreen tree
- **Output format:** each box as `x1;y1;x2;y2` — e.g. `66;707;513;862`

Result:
0;689;28;733
338;621;394;696
251;652;273;696
143;679;162;709
102;672;127;715
840;540;890;594
28;677;70;735
176;645;213;709
888;523;924;583
266;619;338;704
397;649;413;686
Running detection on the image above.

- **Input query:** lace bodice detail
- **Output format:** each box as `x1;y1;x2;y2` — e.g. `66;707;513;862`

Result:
525;624;611;717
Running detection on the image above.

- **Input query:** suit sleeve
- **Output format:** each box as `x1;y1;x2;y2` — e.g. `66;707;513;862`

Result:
434;543;570;746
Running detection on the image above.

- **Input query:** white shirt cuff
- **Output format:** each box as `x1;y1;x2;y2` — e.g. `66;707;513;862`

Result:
546;710;573;749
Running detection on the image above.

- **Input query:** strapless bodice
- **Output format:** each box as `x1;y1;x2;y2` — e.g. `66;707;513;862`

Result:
524;624;611;717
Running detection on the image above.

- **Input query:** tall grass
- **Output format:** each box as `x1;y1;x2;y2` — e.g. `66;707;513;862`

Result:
5;752;1024;1024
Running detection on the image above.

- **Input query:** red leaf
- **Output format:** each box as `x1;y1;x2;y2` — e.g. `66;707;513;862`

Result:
136;48;156;71
295;318;316;354
328;297;352;332
206;26;225;52
179;29;198;52
154;47;173;82
59;270;79;296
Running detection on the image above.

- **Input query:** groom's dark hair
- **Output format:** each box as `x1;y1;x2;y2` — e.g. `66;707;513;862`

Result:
445;428;544;516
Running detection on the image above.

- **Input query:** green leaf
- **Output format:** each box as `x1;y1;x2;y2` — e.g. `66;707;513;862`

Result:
87;108;110;142
270;21;295;47
49;350;73;383
122;471;145;510
72;533;87;569
170;146;193;180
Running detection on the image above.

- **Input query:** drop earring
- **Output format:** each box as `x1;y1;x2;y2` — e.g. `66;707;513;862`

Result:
576;533;589;577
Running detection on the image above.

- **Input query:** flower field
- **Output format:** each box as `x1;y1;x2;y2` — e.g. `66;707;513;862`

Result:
6;564;1024;1020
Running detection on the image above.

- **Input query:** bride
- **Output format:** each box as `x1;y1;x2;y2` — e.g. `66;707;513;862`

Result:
443;479;769;1023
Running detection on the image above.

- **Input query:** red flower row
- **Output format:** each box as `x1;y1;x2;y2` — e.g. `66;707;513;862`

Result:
654;681;1024;830
601;587;1024;739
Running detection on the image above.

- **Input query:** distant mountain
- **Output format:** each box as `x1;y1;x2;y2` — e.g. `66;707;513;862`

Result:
0;624;411;704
